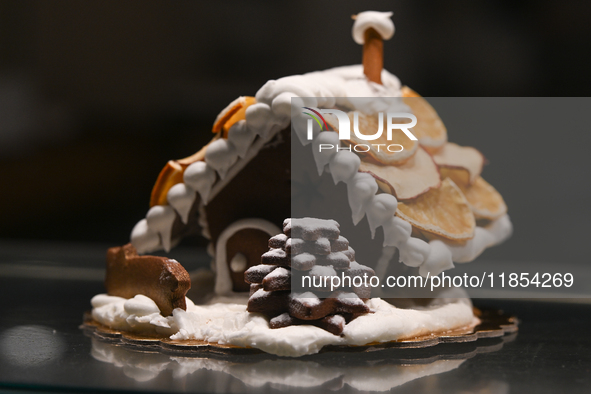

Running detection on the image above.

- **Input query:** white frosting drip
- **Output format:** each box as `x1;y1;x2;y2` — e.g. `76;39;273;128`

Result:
256;77;320;107
292;111;319;146
365;194;399;238
329;151;360;184
183;161;216;204
91;294;477;357
398;237;430;267
130;219;161;254
204;138;238;180
311;131;339;176
347;173;379;225
271;91;298;121
166;183;195;224
352;11;395;44
419;240;454;277
382;216;412;247
226;120;256;159
146;205;176;252
244;102;275;139
448;214;513;263
132;103;282;254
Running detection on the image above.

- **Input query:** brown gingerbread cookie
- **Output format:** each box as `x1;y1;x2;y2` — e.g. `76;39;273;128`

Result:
269;313;347;336
288;291;370;321
291;252;351;270
261;248;290;266
105;244;191;316
283;218;340;241
244;264;278;284
286;236;349;255
268;233;288;249
342;246;356;262
261;267;291;291
246;288;290;317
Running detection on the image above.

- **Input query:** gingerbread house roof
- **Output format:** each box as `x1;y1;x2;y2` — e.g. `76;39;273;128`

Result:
130;12;512;281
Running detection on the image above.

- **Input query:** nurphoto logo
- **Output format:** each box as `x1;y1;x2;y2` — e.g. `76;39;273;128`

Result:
302;107;418;153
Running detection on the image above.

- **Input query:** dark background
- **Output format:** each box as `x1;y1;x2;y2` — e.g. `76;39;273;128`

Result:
1;1;590;264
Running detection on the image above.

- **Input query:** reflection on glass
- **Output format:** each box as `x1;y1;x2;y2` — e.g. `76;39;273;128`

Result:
0;325;65;366
90;335;514;392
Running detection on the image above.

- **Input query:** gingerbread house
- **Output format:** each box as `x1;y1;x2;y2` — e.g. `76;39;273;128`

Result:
129;11;512;296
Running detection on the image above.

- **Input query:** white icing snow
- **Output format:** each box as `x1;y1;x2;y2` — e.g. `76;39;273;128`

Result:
270;312;291;325
309;265;337;277
288;217;340;234
245;264;277;276
329;151;361;184
323;251;349;264
91;294;478;358
292;253;315;268
335;292;366;307
291;292;321;307
269;233;288;245
263;248;286;258
265;266;290;279
249;288;268;301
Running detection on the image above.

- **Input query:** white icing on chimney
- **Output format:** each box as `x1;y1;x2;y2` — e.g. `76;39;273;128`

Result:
352;11;395;44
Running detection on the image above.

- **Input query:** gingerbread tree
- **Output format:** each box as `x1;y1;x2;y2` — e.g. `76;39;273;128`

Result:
245;218;375;335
